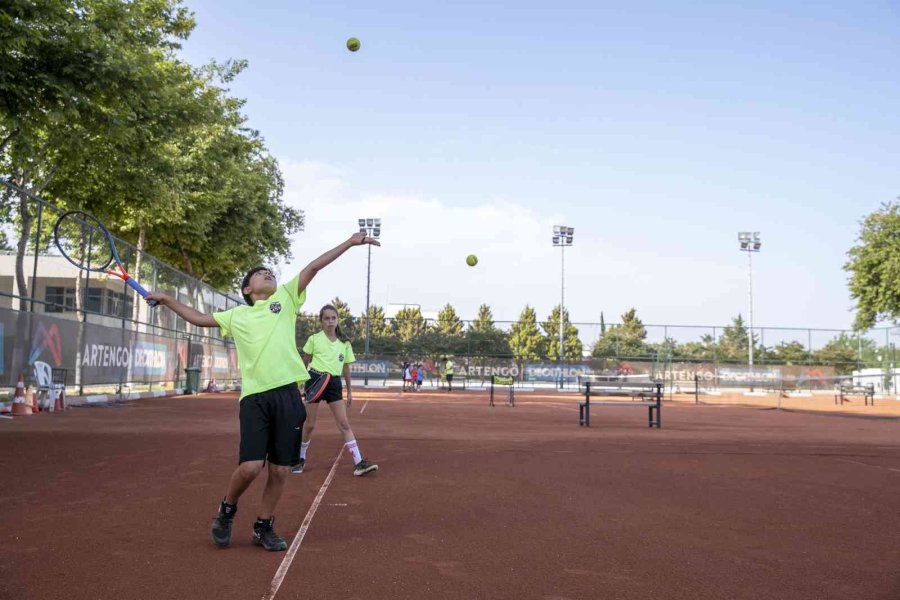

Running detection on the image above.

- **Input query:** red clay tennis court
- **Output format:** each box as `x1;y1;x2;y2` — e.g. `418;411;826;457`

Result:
1;389;898;600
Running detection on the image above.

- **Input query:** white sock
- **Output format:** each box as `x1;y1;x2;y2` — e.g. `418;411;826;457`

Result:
345;440;362;464
300;441;310;460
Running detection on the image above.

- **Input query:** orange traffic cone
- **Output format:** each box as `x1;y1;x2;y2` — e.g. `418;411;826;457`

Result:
29;384;39;412
12;373;32;416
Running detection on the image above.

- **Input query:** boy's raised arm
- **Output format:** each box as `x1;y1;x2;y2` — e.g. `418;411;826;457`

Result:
144;292;219;328
297;232;380;295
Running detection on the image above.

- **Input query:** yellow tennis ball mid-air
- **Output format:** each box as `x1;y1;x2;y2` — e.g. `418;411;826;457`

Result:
466;254;478;267
346;37;361;52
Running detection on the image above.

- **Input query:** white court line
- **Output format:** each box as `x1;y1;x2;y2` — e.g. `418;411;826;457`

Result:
833;457;900;474
262;449;344;600
360;399;370;414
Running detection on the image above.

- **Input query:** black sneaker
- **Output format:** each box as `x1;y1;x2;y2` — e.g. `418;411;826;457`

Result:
211;500;237;548
252;517;287;552
290;458;305;474
353;459;378;477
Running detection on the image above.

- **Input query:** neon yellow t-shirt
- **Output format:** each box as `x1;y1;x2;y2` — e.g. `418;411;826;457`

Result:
213;274;310;400
302;331;356;376
445;360;454;375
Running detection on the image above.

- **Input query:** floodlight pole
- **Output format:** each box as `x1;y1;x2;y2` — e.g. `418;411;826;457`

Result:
553;225;574;389
560;243;565;389
738;232;761;390
359;218;382;386
365;243;372;386
747;248;754;371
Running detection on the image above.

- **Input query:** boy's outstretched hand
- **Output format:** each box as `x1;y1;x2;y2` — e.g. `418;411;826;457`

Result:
349;232;381;247
144;292;172;306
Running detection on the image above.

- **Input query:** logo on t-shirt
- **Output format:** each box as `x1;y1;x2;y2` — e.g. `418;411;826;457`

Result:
269;302;282;314
338;353;345;362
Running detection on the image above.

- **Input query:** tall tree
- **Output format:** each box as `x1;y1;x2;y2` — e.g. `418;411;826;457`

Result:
0;0;195;308
717;314;759;361
813;333;871;375
592;308;648;359
392;306;427;342
471;304;495;332
845;200;900;329
542;305;583;361
1;1;302;305
357;304;399;356
671;333;717;361
360;305;392;337
508;306;544;361
436;303;464;336
468;304;509;357
769;341;810;366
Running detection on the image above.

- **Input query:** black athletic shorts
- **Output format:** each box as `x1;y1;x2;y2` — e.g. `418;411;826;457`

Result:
305;372;343;403
446;374;454;383
239;382;306;466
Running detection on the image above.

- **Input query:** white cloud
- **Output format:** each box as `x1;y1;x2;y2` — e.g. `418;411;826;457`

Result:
272;158;829;346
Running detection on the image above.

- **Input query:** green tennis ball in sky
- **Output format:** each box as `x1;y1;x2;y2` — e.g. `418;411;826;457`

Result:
466;254;478;267
346;37;361;52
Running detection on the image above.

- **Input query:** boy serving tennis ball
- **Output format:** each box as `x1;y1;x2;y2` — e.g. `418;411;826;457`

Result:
144;232;379;552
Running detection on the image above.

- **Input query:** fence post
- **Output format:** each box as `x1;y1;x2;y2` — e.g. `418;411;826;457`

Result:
808;329;812;365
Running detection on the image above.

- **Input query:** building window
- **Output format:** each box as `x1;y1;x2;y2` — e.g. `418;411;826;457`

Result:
104;289;133;317
86;287;102;314
43;286;134;317
45;287;75;313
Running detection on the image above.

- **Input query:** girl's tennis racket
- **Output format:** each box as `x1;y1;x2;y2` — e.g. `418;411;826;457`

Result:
304;370;331;404
52;210;157;306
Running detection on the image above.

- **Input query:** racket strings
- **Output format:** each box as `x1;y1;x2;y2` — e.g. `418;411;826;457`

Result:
55;212;115;270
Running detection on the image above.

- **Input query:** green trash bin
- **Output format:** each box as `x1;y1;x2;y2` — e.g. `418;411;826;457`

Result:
184;367;201;394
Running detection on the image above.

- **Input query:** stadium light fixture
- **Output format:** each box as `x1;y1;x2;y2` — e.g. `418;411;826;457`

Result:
359;217;382;385
552;225;575;388
738;231;761;388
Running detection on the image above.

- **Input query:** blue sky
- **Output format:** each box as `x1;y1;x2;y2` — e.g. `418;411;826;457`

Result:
179;0;898;334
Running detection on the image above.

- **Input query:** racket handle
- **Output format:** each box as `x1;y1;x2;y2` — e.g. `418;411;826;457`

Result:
126;277;158;306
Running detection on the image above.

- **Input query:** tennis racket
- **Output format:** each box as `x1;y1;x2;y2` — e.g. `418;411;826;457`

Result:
52;210;157;306
304;370;331;404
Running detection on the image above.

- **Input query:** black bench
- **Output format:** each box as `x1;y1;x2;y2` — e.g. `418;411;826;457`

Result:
834;384;875;406
579;381;662;428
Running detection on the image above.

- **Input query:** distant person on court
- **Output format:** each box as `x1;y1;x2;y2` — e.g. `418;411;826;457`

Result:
445;357;454;392
403;362;412;392
292;304;378;477
416;363;424;391
410;364;419;392
144;232;379;553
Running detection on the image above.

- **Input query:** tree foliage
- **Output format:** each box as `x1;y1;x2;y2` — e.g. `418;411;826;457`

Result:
471;304;495;333
436;303;464;336
1;0;302;300
592;308;647;358
392;307;427;343
542;305;583;360
845;201;900;329
508;305;544;361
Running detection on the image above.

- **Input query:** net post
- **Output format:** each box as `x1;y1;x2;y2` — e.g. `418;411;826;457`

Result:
582;381;591;426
